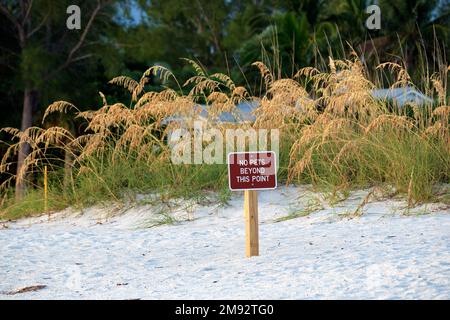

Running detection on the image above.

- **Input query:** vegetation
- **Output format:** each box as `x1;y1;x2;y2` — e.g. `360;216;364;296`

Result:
0;54;448;219
0;1;448;219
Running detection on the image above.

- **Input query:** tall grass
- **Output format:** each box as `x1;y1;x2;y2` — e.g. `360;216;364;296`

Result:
0;57;448;219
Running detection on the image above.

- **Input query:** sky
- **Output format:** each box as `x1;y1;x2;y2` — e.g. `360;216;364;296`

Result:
115;0;147;27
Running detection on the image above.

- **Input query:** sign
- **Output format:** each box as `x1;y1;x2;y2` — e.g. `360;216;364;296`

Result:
227;151;277;191
227;151;277;258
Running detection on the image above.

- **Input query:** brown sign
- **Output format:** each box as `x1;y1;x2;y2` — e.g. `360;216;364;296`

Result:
228;151;277;191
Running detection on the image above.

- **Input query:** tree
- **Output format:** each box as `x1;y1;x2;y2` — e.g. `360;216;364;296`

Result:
236;1;336;85
327;0;449;76
0;0;118;199
379;0;449;70
145;0;231;70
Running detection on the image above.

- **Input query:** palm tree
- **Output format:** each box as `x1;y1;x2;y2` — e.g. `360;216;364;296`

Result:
237;0;337;81
327;0;448;83
379;0;449;69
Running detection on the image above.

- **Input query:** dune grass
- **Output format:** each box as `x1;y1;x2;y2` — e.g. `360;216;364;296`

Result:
0;57;448;220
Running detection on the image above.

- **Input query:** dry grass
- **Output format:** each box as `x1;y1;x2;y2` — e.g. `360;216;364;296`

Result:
0;56;448;218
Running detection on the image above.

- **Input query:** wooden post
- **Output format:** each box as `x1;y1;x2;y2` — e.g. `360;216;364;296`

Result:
244;190;259;257
44;165;48;213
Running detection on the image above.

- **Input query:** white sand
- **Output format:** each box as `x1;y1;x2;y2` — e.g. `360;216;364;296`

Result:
1;186;449;299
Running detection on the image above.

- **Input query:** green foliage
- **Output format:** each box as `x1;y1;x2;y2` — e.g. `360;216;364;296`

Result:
296;129;449;202
1;0;449;129
70;153;230;207
0;188;66;221
0;0;449;220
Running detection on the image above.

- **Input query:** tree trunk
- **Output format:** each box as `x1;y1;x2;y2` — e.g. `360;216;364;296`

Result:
15;87;35;200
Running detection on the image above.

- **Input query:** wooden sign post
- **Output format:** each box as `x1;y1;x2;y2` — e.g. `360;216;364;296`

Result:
228;151;277;257
44;165;48;212
244;189;259;257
